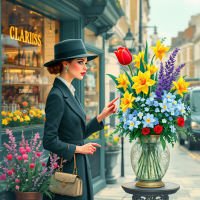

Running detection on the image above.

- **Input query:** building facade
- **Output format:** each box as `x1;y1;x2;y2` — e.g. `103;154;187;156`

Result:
0;0;124;198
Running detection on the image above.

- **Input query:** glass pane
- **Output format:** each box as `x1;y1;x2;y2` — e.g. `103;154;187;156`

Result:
84;28;103;49
1;0;59;130
84;52;100;140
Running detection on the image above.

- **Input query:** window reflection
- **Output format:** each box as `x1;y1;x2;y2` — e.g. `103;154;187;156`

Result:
84;52;100;140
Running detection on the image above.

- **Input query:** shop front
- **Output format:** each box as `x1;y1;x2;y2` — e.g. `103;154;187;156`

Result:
0;0;124;198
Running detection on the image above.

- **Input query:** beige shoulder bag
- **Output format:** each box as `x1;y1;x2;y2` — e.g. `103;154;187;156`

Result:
49;146;83;197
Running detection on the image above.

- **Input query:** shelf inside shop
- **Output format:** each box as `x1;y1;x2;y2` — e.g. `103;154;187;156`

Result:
2;64;43;70
1;83;51;86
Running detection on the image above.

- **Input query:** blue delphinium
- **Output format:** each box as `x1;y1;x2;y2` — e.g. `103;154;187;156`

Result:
170;125;176;133
145;107;149;112
159;98;172;113
137;112;143;120
169;117;173;121
135;96;141;102
155;108;160;113
153;117;159;125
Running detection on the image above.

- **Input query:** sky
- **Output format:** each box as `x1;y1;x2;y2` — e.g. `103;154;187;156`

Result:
148;0;200;47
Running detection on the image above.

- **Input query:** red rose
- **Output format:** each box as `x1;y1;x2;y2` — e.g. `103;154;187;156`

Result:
36;152;41;157
42;162;45;167
154;125;163;134
7;171;12;175
176;117;184;127
142;127;150;135
30;164;35;169
7;154;12;160
12;168;15;172
114;47;132;65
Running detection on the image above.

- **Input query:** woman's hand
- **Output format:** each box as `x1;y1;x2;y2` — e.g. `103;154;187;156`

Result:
98;97;119;120
76;143;101;155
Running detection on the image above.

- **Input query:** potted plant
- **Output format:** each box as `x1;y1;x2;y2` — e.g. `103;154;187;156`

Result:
104;125;121;184
0;129;67;200
107;38;196;188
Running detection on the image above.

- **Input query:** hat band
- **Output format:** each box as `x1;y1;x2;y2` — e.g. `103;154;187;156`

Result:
54;49;87;59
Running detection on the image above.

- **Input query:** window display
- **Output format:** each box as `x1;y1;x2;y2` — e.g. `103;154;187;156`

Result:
1;1;59;129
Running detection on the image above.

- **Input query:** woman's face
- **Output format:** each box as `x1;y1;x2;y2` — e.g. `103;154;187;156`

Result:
65;57;88;80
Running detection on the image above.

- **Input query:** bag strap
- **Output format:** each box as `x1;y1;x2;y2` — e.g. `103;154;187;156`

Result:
50;144;77;175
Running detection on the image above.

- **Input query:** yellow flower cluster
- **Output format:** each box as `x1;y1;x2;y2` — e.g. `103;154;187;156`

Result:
1;106;45;127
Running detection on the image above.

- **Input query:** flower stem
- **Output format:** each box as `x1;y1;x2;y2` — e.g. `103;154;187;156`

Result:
127;64;134;77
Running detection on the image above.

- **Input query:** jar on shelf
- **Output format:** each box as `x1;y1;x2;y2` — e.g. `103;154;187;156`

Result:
4;68;10;83
8;102;17;113
2;101;8;112
37;74;42;84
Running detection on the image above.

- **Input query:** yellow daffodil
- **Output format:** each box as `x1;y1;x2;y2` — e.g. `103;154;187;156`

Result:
110;131;113;133
171;76;190;97
105;134;108;137
150;40;170;61
132;50;145;69
147;64;159;75
119;90;136;112
20;118;24;122
116;72;130;91
104;126;109;130
8;113;13;117
131;71;156;95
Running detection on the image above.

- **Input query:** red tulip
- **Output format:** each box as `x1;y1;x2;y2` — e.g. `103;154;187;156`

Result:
36;152;41;157
17;156;22;161
19;147;25;153
54;164;58;169
21;150;26;154
114;47;132;65
7;154;12;160
12;168;15;172
30;164;35;168
42;162;45;167
8;171;12;175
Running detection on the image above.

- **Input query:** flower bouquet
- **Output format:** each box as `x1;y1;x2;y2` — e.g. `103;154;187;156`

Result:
106;38;196;188
0;129;67;200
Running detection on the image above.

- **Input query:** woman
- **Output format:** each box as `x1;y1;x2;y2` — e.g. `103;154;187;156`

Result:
42;39;119;200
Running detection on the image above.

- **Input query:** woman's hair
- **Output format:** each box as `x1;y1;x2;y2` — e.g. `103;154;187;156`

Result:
47;59;74;75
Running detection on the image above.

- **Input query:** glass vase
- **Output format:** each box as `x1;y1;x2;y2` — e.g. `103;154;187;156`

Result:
130;135;170;188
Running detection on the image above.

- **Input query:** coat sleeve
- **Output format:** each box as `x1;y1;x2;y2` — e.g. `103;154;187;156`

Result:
43;92;76;161
83;116;104;140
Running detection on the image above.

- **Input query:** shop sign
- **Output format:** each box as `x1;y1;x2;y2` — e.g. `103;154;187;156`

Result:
9;26;42;46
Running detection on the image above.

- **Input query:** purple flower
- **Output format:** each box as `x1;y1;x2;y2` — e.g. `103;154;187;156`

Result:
23;168;27;173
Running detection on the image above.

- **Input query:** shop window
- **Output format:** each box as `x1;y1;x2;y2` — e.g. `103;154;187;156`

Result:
84;52;100;141
1;0;59;130
84;28;103;49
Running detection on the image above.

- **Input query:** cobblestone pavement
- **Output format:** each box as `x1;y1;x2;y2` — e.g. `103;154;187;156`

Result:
94;132;200;200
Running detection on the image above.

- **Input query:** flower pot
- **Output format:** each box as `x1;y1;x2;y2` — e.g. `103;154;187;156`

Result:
130;135;170;188
105;150;120;184
14;191;43;200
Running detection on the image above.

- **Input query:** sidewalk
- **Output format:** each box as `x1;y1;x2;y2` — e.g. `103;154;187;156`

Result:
94;131;200;200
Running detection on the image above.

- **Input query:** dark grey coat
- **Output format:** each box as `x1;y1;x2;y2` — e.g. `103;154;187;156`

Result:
42;77;104;200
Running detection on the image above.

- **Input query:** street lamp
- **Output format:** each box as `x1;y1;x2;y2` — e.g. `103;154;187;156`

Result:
123;28;135;52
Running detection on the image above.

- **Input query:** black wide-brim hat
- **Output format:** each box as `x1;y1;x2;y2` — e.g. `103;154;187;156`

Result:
43;39;99;67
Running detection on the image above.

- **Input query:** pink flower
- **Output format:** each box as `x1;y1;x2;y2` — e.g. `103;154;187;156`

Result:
7;171;12;175
19;147;25;153
16;185;19;190
15;178;20;183
12;168;15;172
26;147;31;152
17;156;22;161
22;154;28;160
0;174;6;181
21;150;26;154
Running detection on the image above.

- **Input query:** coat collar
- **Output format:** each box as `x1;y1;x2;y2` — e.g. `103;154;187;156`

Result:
53;77;86;125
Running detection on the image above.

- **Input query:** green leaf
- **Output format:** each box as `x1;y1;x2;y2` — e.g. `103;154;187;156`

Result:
139;57;145;73
144;41;148;65
106;74;124;93
155;71;158;81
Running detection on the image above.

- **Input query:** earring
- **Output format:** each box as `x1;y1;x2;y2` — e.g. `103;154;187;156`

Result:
66;66;68;71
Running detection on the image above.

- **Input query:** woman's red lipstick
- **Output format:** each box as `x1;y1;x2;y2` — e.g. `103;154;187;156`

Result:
81;72;85;76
